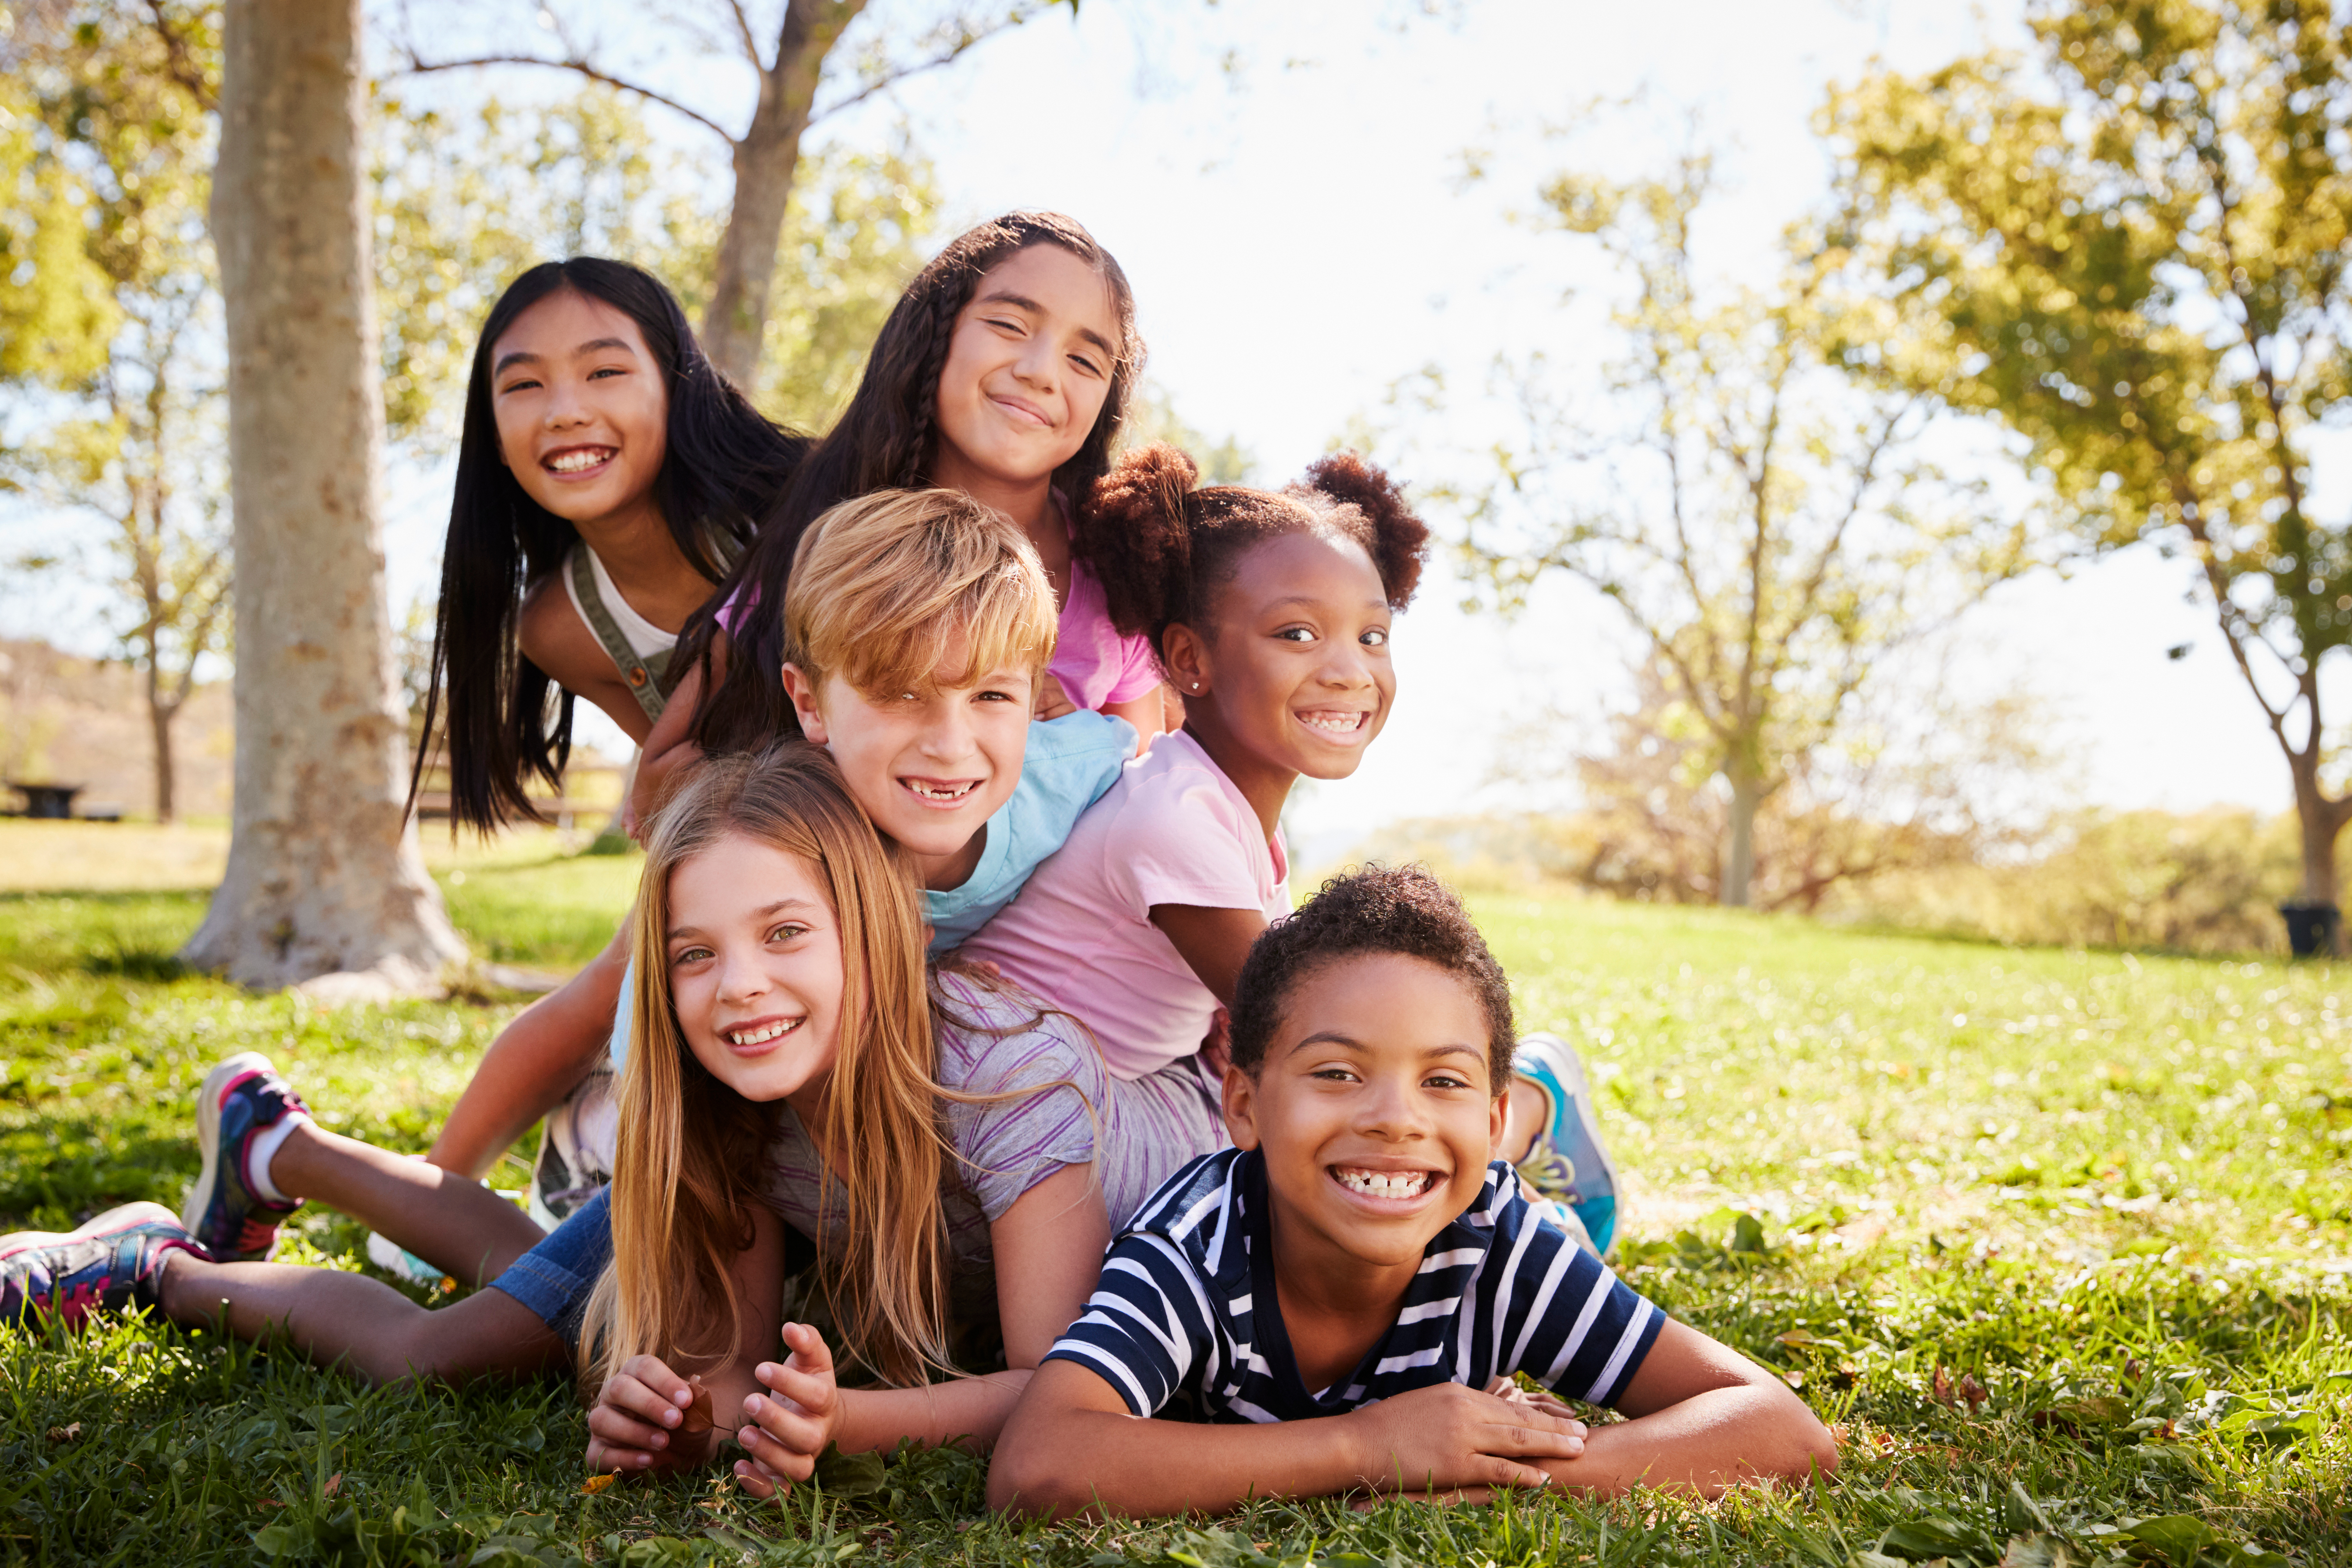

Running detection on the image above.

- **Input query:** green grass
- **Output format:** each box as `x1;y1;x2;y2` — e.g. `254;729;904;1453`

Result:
3;859;2348;1566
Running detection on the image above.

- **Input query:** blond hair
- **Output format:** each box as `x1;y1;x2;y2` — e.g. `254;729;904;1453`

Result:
581;742;961;1391
782;487;1059;702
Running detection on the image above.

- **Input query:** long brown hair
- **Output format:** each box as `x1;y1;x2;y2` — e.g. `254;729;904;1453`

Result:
581;743;958;1390
681;211;1145;755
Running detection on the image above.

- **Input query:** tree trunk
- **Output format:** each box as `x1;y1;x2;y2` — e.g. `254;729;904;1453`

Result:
183;0;464;993
699;0;864;388
2288;749;2345;907
148;680;176;824
1722;769;1760;909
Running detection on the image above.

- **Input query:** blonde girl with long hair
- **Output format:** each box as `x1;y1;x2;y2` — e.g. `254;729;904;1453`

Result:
577;741;1201;1486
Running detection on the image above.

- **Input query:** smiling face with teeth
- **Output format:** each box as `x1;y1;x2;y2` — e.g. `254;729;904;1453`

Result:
1223;952;1508;1289
490;288;670;538
663;834;846;1117
1158;531;1397;838
781;643;1032;895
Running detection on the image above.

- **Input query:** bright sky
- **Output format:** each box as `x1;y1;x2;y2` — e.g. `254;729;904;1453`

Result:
12;0;2325;850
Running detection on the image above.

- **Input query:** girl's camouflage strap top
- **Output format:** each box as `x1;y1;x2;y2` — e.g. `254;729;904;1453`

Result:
564;533;737;725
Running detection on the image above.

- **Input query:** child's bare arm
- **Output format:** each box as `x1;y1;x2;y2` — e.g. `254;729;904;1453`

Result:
1530;1320;1839;1498
987;1362;1588;1520
1147;904;1268;1004
1103;691;1165;752
427;931;627;1178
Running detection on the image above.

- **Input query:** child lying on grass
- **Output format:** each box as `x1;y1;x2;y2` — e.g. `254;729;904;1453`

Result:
987;865;1839;1517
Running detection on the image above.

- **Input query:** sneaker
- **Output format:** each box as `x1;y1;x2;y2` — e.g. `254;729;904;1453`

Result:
1;1203;208;1328
529;1067;617;1229
184;1051;309;1261
1511;1033;1621;1254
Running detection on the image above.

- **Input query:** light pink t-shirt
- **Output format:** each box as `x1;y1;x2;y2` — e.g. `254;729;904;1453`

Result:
960;729;1290;1081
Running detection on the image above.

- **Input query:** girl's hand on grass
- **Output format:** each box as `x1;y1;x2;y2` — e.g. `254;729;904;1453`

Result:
585;1353;710;1475
1343;1381;1587;1494
732;1321;843;1497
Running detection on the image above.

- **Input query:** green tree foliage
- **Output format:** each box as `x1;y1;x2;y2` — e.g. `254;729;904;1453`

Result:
371;87;936;444
1443;150;2032;907
1825;0;2352;909
0;1;229;821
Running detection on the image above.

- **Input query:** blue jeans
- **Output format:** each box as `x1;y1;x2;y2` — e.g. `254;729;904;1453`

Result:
486;1186;610;1344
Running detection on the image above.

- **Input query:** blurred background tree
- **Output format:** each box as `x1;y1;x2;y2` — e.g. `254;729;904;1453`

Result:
1440;148;2039;906
1827;0;2352;933
0;0;230;822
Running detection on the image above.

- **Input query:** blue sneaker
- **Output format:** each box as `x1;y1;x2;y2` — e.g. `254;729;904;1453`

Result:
1512;1033;1620;1254
1;1203;208;1328
183;1052;309;1262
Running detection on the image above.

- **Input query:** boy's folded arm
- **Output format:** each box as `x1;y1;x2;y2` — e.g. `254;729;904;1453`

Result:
987;1363;1588;1520
1529;1319;1840;1499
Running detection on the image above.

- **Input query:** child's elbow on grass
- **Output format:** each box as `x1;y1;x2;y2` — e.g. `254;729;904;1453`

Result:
984;1444;1086;1520
1756;1384;1841;1487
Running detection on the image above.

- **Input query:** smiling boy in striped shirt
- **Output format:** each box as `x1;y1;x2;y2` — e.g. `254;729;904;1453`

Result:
989;866;1838;1518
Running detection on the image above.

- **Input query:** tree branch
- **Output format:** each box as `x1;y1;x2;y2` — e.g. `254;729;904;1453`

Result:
807;11;1031;125
144;0;218;113
390;51;738;142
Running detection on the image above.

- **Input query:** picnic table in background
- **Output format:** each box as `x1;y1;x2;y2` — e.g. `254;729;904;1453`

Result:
7;781;84;819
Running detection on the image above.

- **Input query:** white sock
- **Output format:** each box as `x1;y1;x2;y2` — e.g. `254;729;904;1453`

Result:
244;1112;310;1205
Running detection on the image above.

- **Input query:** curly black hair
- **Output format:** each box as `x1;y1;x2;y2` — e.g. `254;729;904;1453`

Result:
1227;864;1516;1089
1075;443;1430;659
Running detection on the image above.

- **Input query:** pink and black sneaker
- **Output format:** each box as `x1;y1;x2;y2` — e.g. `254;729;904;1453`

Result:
183;1051;309;1262
0;1203;208;1328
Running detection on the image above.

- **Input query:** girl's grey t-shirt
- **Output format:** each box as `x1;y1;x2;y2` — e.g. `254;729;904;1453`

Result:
759;974;1116;1281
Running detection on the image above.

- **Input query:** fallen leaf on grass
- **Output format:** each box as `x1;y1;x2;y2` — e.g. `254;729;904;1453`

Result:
43;1422;80;1444
679;1375;716;1435
580;1471;620;1495
256;1499;285;1511
321;1472;340;1499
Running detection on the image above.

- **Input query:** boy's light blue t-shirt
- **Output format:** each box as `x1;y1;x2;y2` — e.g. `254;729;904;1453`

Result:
608;710;1135;1068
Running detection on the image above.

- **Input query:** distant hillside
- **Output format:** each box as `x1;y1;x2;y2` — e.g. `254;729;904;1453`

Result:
0;639;232;819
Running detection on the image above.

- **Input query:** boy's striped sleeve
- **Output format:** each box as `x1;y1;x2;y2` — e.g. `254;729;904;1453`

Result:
1042;1232;1214;1416
1493;1219;1665;1407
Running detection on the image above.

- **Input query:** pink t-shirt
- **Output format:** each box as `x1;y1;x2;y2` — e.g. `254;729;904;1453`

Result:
960;729;1290;1081
1050;551;1162;711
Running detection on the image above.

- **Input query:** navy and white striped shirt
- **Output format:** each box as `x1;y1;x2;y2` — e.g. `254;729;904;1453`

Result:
1044;1148;1665;1423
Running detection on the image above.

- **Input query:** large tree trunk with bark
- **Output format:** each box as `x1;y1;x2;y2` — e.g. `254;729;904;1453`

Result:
698;0;864;387
183;0;464;993
1721;769;1760;909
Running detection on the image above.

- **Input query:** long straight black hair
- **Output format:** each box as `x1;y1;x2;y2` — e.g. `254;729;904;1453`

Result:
678;211;1144;755
411;258;810;832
